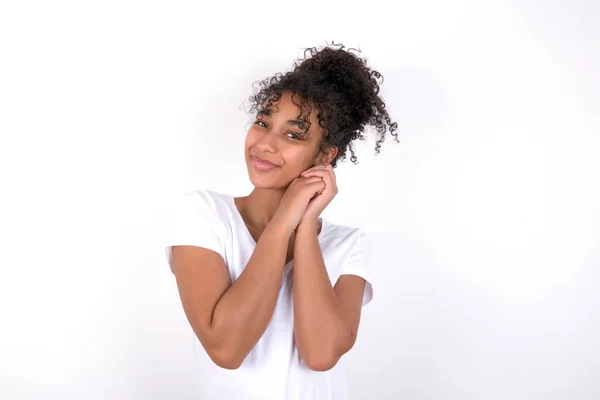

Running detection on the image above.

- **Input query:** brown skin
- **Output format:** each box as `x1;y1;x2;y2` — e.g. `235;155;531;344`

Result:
293;165;366;371
171;91;366;371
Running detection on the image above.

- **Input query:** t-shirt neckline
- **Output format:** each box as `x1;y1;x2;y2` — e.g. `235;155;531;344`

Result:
226;195;328;250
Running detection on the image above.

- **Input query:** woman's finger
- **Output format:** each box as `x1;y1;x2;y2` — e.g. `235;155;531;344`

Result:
302;170;335;194
324;164;337;185
301;163;330;176
302;170;328;179
305;164;335;184
302;176;324;184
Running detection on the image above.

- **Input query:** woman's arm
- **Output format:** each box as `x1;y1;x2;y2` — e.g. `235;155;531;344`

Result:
292;219;366;371
172;220;291;370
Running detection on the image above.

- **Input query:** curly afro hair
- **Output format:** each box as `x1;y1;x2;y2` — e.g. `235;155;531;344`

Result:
247;42;399;168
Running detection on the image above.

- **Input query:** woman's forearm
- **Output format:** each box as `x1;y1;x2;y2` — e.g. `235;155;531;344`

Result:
211;221;291;367
292;219;354;371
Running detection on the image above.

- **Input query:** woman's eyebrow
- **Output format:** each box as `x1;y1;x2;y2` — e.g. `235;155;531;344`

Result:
287;119;307;130
258;109;307;130
257;109;272;117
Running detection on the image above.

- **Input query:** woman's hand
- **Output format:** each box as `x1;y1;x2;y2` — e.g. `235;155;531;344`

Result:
299;163;338;222
271;175;326;235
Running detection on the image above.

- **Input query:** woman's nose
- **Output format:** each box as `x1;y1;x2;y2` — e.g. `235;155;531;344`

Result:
256;131;278;152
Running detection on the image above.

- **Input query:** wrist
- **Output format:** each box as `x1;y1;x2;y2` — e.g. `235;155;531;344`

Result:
296;218;320;235
268;215;296;238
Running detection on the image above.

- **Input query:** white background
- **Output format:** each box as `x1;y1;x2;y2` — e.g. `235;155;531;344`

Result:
1;1;599;399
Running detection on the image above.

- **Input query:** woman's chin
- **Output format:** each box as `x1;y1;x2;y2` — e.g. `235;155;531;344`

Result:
248;172;290;190
250;179;278;190
248;172;272;188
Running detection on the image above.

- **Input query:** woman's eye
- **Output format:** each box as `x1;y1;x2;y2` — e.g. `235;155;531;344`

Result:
254;120;267;128
286;132;302;140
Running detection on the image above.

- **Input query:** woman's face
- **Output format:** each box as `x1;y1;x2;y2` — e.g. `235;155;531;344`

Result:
244;91;331;190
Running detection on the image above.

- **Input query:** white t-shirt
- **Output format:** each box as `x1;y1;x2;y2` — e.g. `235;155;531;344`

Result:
165;189;373;400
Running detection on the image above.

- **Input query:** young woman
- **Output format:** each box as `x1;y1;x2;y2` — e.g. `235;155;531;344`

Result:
166;43;398;399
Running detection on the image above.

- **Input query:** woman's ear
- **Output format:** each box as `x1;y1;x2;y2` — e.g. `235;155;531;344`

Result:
318;146;338;165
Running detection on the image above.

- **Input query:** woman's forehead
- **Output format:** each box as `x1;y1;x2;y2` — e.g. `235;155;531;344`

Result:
261;92;317;122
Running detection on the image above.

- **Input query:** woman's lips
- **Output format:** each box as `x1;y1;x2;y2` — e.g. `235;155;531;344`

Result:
252;156;280;171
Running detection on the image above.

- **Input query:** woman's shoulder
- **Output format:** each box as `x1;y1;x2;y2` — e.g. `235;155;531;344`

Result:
321;219;367;247
175;188;234;219
181;188;231;203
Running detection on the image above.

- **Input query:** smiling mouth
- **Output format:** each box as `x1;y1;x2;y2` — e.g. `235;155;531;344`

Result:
252;156;280;171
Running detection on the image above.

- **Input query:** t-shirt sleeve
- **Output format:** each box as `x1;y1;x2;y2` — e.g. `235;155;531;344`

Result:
164;191;224;274
339;229;374;306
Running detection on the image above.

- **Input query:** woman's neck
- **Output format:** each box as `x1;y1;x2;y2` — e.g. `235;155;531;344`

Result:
235;187;285;231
